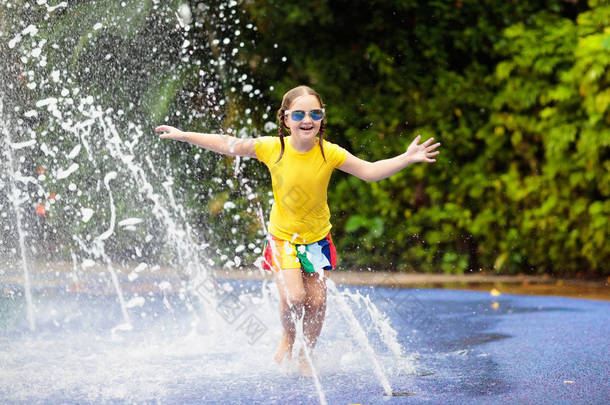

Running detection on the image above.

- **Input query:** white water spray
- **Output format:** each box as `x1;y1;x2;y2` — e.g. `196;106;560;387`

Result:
0;2;412;402
1;99;36;331
327;280;393;396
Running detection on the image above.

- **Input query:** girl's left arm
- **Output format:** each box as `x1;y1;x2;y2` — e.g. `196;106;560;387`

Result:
338;135;440;182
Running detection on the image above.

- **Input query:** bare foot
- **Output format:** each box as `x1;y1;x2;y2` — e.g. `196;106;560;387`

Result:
274;331;294;364
298;349;313;377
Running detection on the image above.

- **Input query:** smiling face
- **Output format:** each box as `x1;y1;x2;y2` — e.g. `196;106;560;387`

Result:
283;94;324;142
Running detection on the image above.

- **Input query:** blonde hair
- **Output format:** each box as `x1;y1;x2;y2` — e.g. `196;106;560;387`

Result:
275;85;326;163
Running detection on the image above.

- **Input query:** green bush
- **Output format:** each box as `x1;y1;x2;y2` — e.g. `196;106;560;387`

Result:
241;0;609;276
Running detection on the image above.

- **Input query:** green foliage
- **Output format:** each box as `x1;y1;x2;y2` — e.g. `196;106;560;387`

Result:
4;0;608;276
482;3;610;275
241;0;609;276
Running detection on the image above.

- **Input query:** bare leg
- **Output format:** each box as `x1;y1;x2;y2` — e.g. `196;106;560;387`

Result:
302;271;329;347
299;271;330;376
274;268;306;364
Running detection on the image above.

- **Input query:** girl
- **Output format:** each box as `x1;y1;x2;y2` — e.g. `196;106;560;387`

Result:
156;85;440;375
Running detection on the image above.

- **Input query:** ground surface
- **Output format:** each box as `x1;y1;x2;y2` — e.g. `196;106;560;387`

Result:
1;265;609;404
221;268;610;301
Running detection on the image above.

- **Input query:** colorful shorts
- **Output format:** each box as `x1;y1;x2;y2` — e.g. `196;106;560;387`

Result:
262;234;337;273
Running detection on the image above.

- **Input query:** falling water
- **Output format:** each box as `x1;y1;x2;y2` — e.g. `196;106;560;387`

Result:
0;1;415;403
327;279;394;396
0;0;240;320
2;99;36;331
349;289;409;362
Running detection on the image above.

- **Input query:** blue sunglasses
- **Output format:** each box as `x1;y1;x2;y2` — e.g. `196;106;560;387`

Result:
284;108;325;121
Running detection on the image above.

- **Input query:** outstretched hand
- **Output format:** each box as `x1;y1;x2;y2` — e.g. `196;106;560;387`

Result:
155;125;186;141
406;135;441;163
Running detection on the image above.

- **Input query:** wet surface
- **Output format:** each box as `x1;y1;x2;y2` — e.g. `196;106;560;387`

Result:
1;279;608;404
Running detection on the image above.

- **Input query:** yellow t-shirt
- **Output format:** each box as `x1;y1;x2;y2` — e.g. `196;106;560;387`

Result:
255;136;348;244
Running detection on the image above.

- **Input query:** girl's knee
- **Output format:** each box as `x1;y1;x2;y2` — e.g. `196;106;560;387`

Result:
305;295;326;311
280;289;306;308
286;291;306;308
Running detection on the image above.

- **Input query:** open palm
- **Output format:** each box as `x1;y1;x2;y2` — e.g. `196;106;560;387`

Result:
406;135;441;163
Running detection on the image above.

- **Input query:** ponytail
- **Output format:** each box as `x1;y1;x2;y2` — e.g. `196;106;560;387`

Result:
275;110;286;163
318;121;326;162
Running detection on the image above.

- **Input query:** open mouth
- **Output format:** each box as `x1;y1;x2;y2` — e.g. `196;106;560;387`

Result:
299;126;314;131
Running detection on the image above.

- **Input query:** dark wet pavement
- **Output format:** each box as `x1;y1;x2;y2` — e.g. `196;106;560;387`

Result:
1;280;608;404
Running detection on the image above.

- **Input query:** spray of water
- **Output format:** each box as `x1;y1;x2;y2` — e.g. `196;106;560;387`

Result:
0;1;415;402
2;99;36;331
327;279;393;395
0;0;249;325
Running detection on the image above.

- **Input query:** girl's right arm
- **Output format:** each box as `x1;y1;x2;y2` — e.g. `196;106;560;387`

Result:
155;125;257;158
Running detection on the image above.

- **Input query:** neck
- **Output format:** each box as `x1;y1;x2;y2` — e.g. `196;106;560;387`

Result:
288;135;317;153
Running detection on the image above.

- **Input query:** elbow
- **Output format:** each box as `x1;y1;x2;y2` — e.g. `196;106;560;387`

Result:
343;160;380;181
361;166;379;182
362;169;390;182
361;174;377;182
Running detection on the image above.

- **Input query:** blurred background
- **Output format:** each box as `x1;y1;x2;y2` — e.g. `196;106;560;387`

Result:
1;0;608;280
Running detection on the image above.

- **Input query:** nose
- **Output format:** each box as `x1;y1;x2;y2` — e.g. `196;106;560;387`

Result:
302;112;314;123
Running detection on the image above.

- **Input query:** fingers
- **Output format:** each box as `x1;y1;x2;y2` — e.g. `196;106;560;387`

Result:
409;134;421;148
427;142;441;151
414;136;440;149
419;142;441;157
156;125;181;141
155;125;177;133
421;137;434;147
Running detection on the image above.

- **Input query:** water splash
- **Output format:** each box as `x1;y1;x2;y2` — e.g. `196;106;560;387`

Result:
2;99;36;331
0;0;261;310
0;2;414;403
327;279;393;396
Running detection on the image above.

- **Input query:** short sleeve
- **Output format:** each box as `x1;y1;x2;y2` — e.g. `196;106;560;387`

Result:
324;141;349;168
254;136;279;165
